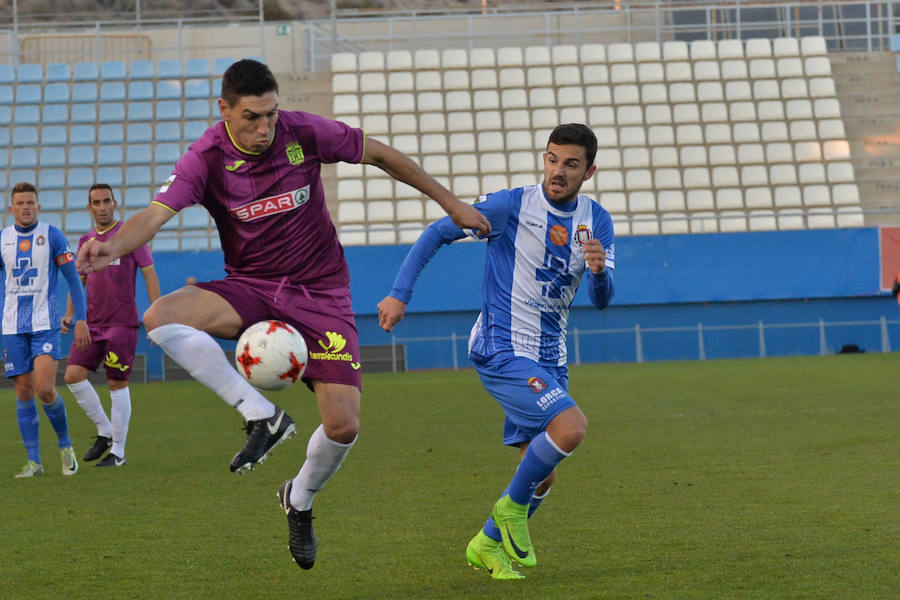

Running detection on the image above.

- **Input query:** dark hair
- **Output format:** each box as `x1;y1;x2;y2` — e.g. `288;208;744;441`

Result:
547;123;598;166
11;181;38;199
220;59;279;106
89;183;115;202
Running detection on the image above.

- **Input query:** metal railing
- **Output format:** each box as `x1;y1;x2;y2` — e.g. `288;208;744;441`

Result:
307;0;900;71
382;315;900;371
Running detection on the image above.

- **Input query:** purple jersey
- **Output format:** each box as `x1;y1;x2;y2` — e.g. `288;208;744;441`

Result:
154;111;365;289
78;221;154;327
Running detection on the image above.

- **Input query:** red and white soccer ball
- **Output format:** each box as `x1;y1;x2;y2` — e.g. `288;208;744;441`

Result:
235;320;308;391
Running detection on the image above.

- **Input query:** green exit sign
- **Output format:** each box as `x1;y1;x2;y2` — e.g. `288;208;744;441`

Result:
276;25;291;36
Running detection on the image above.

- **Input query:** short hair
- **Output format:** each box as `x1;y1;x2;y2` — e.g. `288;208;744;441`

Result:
547;123;598;166
220;59;279;106
11;181;38;200
89;183;115;202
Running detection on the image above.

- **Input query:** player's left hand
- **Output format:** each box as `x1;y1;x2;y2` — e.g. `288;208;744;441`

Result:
448;201;491;238
583;238;607;275
60;315;73;334
73;320;91;351
377;296;407;333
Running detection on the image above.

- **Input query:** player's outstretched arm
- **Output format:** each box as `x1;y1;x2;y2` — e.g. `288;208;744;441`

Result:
361;138;491;237
77;203;174;273
377;296;407;333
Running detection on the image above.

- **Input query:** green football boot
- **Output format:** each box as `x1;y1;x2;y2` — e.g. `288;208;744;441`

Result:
492;495;536;567
465;530;525;580
14;460;43;478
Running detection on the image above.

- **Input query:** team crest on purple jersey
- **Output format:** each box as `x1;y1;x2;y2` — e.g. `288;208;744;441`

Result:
286;142;305;165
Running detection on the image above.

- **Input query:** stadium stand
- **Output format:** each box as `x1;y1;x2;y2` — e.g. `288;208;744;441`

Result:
330;36;859;243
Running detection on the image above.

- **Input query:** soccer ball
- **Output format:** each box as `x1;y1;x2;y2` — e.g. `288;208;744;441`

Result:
234;320;308;391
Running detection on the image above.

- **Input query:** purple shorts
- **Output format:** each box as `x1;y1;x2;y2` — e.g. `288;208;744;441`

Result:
67;325;139;381
196;276;362;390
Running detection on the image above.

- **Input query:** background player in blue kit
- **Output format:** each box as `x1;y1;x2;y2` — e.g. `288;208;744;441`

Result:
2;182;90;478
378;124;615;579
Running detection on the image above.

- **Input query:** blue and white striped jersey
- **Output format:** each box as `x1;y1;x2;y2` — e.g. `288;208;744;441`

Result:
390;183;615;367
0;221;74;334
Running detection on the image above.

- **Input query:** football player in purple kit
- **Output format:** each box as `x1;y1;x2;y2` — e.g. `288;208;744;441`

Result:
62;184;160;468
77;59;491;569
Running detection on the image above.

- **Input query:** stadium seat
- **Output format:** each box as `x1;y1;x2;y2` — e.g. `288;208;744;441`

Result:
662;40;689;61
610;63;637;84
607;43;633;63
749;58;776;79
579;43;606;64
809;77;836;97
46;62;72;82
101;60;127;80
157;80;183;100
73;61;100;81
99;102;126;123
693;60;720;81
770;164;798;186
14;105;40;124
665;61;692;82
156;101;182;121
717;39;744;59
40;146;67;168
628;190;656;211
552;45;579;65
721;59;748;80
17;63;42;83
832;184;861;206
13;126;39;146
690;39;717;60
623;147;649;168
16;84;42;104
42;117;68;140
745;38;772;58
11;148;38;168
185;79;211;99
330;53;357;73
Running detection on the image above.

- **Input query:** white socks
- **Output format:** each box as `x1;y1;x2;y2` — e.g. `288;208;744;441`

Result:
148;323;275;421
290;424;356;511
109;387;131;458
67;379;112;438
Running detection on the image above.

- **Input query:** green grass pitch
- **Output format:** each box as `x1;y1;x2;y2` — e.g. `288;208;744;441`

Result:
2;353;898;599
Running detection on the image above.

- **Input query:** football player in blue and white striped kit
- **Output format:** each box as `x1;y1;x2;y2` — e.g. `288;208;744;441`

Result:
379;124;614;579
2;182;90;478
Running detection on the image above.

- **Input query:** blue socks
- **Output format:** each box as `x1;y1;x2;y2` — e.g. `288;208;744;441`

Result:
41;395;72;449
17;399;40;463
481;432;570;542
507;432;568;504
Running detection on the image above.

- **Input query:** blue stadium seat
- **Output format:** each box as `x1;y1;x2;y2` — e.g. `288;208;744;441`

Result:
16;84;42;104
38;168;66;190
73;61;100;81
0;105;10;125
126;144;153;165
45;63;71;82
14;105;40;124
155;122;181;142
184;99;211;119
72;83;98;102
212;78;222;97
65;189;89;208
127;101;153;122
17;63;43;83
11;148;38;168
185;58;210;78
126;122;153;143
154;143;181;165
156;80;183;100
213;57;236;76
157;59;182;78
98;145;124;166
0;85;13;104
184;120;209;141
41;126;67;146
125;166;151;186
40;189;65;210
68;145;96;166
44;83;70;103
71;103;98;123
98;123;124;144
128;80;154;101
10;168;36;184
42;104;68;124
185;79;210;99
40;211;62;229
181;206;210;228
101;61;127;80
99;102;126;123
128;60;155;79
39;146;67;166
0;65;13;83
124;186;151;208
66;168;95;189
156;102;182;122
65;211;93;233
0;165;7;190
12;126;39;146
0;127;9;145
70;125;96;145
153;165;174;184
100;82;126;101
97;166;123;187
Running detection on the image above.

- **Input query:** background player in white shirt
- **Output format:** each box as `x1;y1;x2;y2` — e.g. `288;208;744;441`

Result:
2;182;90;478
379;124;614;579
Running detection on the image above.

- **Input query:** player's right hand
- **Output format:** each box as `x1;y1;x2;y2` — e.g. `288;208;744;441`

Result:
377;296;407;333
60;316;73;334
76;239;112;273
